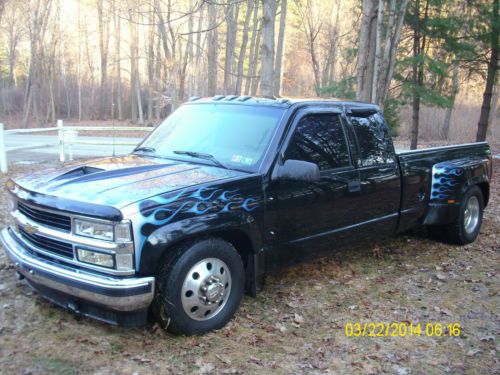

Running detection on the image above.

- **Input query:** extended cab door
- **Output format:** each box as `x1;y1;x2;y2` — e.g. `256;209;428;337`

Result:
264;109;362;263
344;110;401;233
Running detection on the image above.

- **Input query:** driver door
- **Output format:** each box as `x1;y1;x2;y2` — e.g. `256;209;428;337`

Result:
264;110;360;264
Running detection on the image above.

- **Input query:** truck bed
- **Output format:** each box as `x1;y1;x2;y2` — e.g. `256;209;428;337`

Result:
395;142;492;232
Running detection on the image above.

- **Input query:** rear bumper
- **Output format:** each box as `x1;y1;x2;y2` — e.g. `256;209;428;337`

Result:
1;227;155;316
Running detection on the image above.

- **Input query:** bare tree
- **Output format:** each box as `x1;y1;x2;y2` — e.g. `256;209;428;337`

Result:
244;0;260;95
23;0;54;127
376;0;408;105
260;0;277;97
112;0;123;120
223;0;239;93
97;0;110;118
357;0;408;104
207;0;218;95
273;0;286;97
235;0;254;95
2;2;24;87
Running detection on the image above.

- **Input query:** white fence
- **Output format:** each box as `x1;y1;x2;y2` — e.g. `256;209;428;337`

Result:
0;120;154;173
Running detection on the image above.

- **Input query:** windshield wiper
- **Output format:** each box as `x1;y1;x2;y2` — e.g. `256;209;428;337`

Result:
133;146;156;154
173;150;229;170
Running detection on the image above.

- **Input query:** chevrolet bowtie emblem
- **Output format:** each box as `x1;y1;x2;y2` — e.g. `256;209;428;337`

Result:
23;223;39;235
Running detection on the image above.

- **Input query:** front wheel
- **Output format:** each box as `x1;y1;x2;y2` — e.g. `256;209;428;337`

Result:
444;186;484;245
153;238;244;335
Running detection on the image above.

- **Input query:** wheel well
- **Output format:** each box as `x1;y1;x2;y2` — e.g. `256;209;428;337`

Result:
477;182;489;207
156;230;255;273
211;229;255;269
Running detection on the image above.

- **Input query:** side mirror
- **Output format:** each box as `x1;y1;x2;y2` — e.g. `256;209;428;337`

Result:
274;159;320;182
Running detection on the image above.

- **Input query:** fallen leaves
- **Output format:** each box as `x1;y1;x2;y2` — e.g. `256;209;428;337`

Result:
466;348;482;357
293;313;304;325
435;271;448;281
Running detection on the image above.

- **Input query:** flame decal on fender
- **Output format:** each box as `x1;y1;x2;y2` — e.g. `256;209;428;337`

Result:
431;160;468;201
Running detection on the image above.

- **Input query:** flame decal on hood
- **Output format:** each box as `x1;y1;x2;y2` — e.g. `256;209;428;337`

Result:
138;186;260;228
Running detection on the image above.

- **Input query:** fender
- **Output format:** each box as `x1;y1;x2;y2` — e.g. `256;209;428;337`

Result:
424;157;491;225
137;211;263;274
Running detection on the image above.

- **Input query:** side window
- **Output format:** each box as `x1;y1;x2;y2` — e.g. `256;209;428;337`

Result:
285;114;351;170
349;113;396;166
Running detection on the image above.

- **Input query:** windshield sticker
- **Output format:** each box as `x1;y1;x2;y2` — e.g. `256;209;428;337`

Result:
231;155;253;165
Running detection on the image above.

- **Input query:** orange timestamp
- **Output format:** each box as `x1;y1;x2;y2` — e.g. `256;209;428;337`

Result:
345;322;461;337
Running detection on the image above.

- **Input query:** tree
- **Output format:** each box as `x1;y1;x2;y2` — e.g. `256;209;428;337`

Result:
207;0;218;95
273;0;287;97
260;0;277;97
235;0;255;95
97;0;110;118
476;0;499;141
22;0;54;127
356;0;409;104
223;0;239;93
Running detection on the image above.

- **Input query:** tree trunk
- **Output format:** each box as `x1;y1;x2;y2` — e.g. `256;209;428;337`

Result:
245;0;260;95
476;0;499;141
487;84;498;139
187;0;194;97
442;61;459;139
113;1;123;120
371;0;384;103
273;0;287;97
235;0;255;95
147;5;155;121
356;0;377;102
97;0;110;119
250;27;262;96
260;0;277;97
379;0;409;106
224;1;239;93
129;8;138;121
207;1;218;96
410;0;421;150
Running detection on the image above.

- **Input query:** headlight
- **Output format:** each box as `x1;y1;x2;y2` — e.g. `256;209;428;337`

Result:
74;218;133;243
76;248;114;268
74;219;114;241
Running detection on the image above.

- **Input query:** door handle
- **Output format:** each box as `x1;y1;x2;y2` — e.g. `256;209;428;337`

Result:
348;179;361;193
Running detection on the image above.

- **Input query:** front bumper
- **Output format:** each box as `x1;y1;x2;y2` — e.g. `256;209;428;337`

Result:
1;227;155;320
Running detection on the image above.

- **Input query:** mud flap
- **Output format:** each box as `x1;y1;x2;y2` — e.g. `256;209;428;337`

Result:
245;249;266;297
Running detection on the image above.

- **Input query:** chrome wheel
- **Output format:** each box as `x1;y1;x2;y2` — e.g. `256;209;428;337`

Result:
181;257;232;321
464;196;480;234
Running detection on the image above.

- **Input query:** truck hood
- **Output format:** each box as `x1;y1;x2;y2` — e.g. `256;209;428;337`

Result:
14;155;246;209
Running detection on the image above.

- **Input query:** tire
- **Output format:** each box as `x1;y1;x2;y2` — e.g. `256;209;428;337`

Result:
153;238;244;335
444;186;484;245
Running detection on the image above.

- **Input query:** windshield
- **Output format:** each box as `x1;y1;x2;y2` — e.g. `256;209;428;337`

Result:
137;103;284;171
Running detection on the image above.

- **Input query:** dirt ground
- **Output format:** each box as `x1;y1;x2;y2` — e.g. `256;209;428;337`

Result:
0;159;498;375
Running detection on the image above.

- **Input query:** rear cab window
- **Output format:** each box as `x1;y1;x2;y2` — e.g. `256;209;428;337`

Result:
348;112;396;166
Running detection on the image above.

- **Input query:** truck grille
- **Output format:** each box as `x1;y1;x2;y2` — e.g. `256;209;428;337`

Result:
17;201;72;232
18;227;74;259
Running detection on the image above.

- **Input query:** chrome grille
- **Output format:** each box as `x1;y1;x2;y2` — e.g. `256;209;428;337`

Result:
18;227;74;259
17;201;72;232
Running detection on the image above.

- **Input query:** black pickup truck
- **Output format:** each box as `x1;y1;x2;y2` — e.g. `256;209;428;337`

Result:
1;97;492;334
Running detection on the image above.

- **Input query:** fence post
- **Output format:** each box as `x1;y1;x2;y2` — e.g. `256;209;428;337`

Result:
58;119;65;162
0;123;7;173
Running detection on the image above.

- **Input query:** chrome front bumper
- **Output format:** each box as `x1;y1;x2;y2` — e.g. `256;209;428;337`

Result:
0;227;155;312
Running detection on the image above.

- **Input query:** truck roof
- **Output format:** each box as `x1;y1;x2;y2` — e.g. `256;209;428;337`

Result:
186;95;380;112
